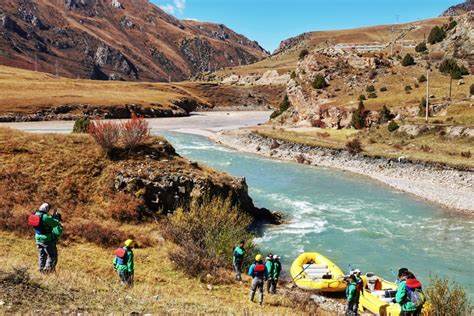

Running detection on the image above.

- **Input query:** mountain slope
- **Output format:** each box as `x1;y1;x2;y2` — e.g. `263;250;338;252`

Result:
442;0;474;16
0;0;268;81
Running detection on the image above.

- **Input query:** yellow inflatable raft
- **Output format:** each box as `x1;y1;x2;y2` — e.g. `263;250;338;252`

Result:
290;252;346;292
359;273;430;316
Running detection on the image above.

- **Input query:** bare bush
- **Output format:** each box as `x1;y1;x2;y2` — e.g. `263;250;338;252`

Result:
106;192;145;222
121;114;150;150
346;139;363;155
88;120;121;155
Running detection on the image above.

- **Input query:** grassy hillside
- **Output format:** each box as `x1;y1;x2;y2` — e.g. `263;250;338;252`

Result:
0;127;324;313
214;17;448;77
0;232;317;314
0;65;281;117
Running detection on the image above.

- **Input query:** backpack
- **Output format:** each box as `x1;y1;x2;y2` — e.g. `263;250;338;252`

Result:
254;263;265;278
407;286;426;308
114;248;128;265
28;212;48;234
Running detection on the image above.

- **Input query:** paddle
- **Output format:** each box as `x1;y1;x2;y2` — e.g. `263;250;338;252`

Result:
291;261;314;284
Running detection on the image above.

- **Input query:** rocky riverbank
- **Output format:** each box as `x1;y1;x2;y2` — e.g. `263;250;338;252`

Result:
212;129;474;214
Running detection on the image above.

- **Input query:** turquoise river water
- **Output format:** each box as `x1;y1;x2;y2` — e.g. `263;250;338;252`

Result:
161;131;474;296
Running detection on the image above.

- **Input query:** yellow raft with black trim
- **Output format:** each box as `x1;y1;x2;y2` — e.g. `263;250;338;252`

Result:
359;273;431;316
290;252;346;292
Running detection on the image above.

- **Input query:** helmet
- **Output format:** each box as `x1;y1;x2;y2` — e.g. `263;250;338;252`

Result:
39;203;50;213
255;254;262;261
124;239;134;247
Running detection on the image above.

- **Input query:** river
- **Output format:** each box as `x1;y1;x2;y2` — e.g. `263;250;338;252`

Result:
159;131;474;297
2;112;473;295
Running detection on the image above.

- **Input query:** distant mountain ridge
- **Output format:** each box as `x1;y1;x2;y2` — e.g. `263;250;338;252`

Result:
0;0;268;81
442;0;474;16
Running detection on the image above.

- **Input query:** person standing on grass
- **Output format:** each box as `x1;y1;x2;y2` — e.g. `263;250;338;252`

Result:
271;255;282;294
248;254;268;305
113;239;135;286
265;253;275;293
232;240;246;281
28;203;63;273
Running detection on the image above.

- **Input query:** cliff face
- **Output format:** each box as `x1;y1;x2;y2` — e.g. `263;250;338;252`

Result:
442;0;474;16
0;0;268;81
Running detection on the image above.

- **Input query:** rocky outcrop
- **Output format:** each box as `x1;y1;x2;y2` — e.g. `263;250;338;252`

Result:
113;140;279;223
442;0;474;16
435;12;474;63
221;70;290;86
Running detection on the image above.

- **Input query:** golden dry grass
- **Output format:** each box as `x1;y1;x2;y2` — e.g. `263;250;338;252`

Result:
256;125;474;169
0;232;311;314
0;65;210;114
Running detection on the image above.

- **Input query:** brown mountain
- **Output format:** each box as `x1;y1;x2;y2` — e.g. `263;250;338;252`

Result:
442;0;474;16
0;0;268;81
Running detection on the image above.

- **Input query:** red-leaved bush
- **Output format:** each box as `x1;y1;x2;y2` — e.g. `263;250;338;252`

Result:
120;114;149;150
88;120;121;154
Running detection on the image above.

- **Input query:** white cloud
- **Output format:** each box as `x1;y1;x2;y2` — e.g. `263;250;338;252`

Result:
159;0;186;15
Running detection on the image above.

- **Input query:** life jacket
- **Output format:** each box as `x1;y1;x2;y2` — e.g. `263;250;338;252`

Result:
114;247;128;266
253;263;265;279
406;278;426;308
28;212;51;235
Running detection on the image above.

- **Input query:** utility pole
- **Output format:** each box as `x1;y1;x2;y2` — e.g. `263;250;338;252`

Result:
425;63;430;123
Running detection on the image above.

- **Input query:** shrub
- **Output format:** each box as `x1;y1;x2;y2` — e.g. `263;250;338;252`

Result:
439;58;468;79
418;74;427;83
419;97;430;117
368;92;377;99
299;49;309;60
368;69;377;80
345;139;362;155
66;221;128;247
120;114;150;150
351;101;366;129
379;105;395;123
404;85;412;93
72;117;91;133
106;192;145;223
88;120;121;155
425;276;472;315
461;151;471;159
161;198;257;279
387;121;399;132
401;53;415;66
290;71;297;79
428;26;446;44
312;75;328;89
366;85;375;93
415;42;427;53
310;118;326;128
380;87;387;92
470;84;474;96
270;94;292;119
444;19;457;32
358;94;366;101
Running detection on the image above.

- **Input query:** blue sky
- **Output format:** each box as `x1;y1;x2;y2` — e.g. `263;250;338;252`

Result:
152;0;461;52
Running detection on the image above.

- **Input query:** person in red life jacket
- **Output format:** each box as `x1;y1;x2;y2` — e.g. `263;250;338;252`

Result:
113;239;135;286
395;270;426;316
248;254;269;305
28;203;63;273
